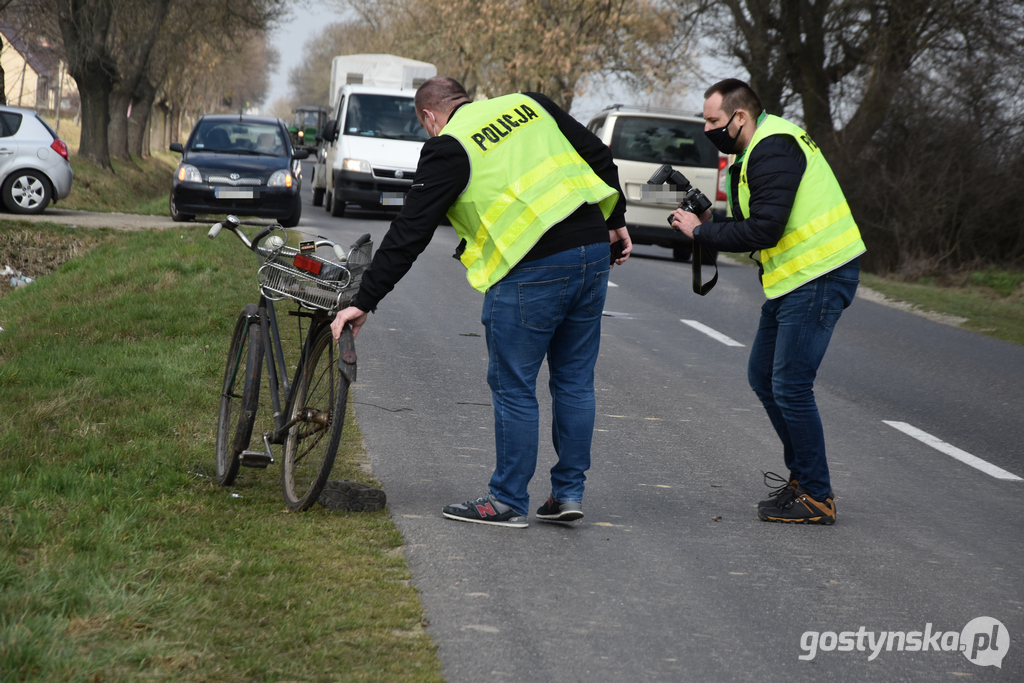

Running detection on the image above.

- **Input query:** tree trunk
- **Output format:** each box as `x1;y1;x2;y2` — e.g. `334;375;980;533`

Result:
0;36;6;106
128;78;157;158
169;105;180;144
77;71;113;168
55;0;115;169
108;89;132;160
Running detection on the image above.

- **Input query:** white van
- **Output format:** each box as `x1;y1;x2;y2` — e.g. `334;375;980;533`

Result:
315;85;431;217
311;55;436;217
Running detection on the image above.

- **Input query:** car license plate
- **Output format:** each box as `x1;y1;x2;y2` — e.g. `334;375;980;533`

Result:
215;187;254;199
380;192;404;206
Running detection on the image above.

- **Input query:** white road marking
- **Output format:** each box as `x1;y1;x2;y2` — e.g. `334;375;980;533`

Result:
608;281;619;288
680;319;745;347
883;421;1022;481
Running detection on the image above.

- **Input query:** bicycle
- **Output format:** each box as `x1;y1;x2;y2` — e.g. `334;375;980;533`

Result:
208;214;372;511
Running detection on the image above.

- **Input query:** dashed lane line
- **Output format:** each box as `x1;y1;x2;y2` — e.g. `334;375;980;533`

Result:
680;319;745;347
883;421;1022;481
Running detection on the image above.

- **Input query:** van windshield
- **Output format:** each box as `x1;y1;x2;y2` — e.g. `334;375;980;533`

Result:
610;116;719;168
343;94;427;141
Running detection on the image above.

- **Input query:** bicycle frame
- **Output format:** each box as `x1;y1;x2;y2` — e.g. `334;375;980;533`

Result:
212;216;358;452
256;294;322;445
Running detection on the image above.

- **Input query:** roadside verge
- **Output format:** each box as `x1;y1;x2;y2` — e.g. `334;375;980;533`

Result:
0;223;443;682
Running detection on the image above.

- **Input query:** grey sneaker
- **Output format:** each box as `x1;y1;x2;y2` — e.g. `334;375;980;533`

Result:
442;493;528;528
317;480;387;511
536;496;584;522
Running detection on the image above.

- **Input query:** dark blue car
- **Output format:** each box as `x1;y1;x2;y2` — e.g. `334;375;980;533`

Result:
169;114;309;227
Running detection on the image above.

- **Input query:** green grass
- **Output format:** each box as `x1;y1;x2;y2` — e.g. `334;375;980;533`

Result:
61;154;177;216
40;115;177;216
861;271;1024;345
721;253;1024;346
0;223;442;682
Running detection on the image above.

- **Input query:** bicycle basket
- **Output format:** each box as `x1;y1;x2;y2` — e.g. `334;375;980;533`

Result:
256;237;373;312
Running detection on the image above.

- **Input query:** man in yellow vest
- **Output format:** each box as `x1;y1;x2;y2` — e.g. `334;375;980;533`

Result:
331;77;631;528
672;79;865;525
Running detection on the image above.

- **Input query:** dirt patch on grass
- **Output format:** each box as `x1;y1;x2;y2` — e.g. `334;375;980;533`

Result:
0;227;106;299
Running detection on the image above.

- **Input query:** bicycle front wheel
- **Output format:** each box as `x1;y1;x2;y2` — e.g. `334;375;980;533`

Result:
281;324;352;510
215;304;263;486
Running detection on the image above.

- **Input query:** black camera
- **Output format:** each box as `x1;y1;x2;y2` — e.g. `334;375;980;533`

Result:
647;164;712;223
647;164;719;296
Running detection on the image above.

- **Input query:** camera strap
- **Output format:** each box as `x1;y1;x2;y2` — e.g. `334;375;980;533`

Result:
692;244;718;295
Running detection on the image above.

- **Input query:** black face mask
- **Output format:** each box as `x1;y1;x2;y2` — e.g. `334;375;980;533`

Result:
705;111;742;154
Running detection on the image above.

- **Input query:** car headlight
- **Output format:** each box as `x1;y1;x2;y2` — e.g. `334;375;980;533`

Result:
342;158;372;174
268;170;294;188
177;164;202;182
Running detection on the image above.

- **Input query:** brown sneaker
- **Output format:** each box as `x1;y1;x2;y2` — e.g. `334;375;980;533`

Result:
757;484;836;525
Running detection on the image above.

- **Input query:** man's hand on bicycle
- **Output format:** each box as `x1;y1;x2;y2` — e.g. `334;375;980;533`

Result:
332;306;368;341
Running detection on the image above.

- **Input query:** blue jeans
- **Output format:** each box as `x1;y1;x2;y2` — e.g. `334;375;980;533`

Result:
481;242;611;515
747;259;860;500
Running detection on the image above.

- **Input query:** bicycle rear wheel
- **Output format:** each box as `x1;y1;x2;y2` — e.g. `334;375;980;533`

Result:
281;324;352;510
215;304;263;485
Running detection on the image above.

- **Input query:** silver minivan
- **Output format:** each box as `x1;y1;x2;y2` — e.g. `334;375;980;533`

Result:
587;105;727;262
0;105;74;214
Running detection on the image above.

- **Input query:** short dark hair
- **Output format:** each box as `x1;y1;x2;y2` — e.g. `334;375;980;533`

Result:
704;79;763;117
415;76;470;115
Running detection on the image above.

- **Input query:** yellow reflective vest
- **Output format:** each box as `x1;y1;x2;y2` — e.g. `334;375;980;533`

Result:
737;115;866;298
442;94;619;293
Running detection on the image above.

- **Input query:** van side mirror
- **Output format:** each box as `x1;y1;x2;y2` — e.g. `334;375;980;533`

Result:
292;149;310;160
322;120;338;143
169;142;183;153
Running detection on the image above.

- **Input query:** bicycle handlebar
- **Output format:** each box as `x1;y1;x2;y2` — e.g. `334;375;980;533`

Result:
207;215;251;248
208;215;353;256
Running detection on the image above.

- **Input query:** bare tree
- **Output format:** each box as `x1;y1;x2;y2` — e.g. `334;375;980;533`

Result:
51;0;284;166
342;0;688;112
679;0;1024;154
54;0;116;168
680;0;1024;273
134;0;279;158
0;33;5;105
1;0;66;110
0;0;16;105
107;0;172;160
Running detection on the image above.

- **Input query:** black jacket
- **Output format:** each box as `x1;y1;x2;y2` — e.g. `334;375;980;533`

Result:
351;92;627;313
695;133;807;253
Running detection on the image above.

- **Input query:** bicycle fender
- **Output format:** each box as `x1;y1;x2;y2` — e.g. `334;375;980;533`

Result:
337;327;357;384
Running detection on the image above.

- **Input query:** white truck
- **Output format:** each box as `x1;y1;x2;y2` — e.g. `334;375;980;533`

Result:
311;54;437;217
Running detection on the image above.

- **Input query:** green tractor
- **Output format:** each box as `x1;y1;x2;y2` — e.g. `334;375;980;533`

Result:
288;106;330;150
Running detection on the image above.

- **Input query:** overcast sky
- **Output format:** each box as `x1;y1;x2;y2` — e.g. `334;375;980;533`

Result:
266;5;342;108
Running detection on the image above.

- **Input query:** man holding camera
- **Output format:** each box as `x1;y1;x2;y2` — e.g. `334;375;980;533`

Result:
331;76;631;528
672;79;865;525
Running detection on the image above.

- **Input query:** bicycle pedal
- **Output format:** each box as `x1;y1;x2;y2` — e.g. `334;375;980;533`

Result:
239;450;274;468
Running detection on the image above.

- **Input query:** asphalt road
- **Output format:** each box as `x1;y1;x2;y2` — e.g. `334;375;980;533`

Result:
284;167;1023;682
40;162;1014;681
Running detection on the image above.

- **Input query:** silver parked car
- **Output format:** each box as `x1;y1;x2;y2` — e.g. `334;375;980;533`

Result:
0;105;74;214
